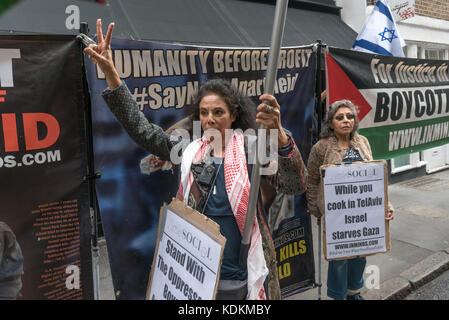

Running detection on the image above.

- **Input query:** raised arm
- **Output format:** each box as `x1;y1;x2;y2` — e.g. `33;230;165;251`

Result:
101;83;185;160
84;19;186;160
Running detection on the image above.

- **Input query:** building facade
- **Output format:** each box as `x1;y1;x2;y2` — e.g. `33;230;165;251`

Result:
337;0;449;180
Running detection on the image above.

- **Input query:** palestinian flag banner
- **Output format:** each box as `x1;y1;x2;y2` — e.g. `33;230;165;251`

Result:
326;47;449;160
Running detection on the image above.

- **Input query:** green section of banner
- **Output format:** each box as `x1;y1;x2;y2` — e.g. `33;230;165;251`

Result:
360;115;449;160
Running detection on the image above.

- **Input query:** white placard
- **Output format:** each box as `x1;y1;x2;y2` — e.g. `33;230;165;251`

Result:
388;0;415;21
322;161;389;260
147;201;224;300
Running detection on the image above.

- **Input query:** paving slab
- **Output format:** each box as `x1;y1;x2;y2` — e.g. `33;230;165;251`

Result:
400;251;449;289
363;277;411;300
362;239;433;283
99;239;115;300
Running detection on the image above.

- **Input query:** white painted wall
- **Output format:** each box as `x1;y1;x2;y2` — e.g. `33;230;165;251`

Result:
399;15;449;45
338;1;449;45
337;0;449;174
423;147;449;174
335;0;366;33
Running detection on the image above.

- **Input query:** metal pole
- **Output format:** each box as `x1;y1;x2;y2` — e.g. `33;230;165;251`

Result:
315;41;323;300
79;22;100;300
239;0;289;269
315;40;323;137
317;217;322;300
264;0;289;95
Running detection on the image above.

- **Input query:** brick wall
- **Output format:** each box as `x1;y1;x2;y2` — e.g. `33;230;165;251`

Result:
366;0;449;21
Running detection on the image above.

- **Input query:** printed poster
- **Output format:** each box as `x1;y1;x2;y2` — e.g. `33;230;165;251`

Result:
0;35;93;299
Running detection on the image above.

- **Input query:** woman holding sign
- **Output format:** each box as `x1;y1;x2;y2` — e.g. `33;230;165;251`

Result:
84;19;307;300
306;99;394;300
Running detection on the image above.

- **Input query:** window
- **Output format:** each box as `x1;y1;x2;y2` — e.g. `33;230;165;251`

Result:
425;49;445;60
391;152;422;174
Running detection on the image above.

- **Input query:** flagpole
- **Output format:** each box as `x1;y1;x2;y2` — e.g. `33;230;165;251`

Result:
239;0;289;270
315;39;323;300
316;40;323;138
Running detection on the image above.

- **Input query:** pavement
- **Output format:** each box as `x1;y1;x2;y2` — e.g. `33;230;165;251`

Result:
98;168;449;300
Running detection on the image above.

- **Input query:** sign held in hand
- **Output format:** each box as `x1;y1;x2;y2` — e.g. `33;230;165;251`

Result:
146;199;226;300
320;161;390;261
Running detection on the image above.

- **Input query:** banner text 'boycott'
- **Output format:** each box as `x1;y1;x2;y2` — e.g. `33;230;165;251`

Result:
374;87;449;123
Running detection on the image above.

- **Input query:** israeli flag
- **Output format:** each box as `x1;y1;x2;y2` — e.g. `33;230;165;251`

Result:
352;0;406;57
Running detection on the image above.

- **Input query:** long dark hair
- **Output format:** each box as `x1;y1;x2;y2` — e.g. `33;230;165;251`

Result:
187;78;257;135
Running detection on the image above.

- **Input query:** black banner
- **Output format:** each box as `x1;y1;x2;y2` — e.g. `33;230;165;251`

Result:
327;46;449;159
0;35;93;299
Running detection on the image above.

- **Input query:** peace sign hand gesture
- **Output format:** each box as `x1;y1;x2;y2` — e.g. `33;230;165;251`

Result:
84;19;121;89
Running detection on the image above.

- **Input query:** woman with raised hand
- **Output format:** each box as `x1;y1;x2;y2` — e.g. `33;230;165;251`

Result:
85;19;307;300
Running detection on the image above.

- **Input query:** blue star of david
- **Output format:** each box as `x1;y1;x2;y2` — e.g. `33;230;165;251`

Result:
378;27;398;43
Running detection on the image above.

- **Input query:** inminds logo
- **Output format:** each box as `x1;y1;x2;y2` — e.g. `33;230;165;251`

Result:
0;49;21;102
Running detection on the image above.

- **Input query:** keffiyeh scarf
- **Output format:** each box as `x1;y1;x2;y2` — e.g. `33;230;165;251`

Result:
177;130;268;300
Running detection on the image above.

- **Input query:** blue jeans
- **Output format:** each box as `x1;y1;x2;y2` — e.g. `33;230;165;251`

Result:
327;257;366;300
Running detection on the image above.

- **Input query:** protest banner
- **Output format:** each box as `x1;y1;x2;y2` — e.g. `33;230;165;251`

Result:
146;199;225;300
320;161;390;260
0;35;93;299
84;38;316;299
326;47;449;160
